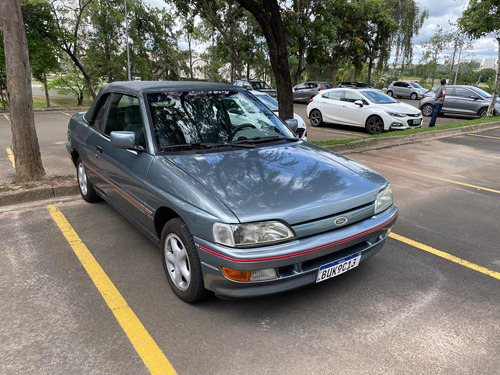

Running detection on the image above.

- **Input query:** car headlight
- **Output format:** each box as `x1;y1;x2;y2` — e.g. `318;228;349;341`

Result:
374;185;393;214
213;221;295;248
385;111;406;118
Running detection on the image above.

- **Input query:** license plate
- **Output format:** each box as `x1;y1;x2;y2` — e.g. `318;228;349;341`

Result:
316;253;361;283
411;119;422;125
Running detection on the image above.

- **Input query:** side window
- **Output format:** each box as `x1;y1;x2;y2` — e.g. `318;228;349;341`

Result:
454;88;472;98
296;83;307;90
343;91;362;103
90;94;111;132
308;83;317;88
104;94;145;147
324;91;343;100
393;82;402;87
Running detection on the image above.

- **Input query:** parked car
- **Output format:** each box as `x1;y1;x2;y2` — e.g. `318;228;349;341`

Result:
292;81;333;102
67;81;398;303
232;79;277;98
386;81;426;100
250;90;307;140
337;81;372;89
307;88;423;134
419;85;500;117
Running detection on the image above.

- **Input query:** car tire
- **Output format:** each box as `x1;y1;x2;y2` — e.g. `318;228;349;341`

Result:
161;217;209;303
410;92;418;100
77;157;102;203
478;107;488;117
421;104;434;117
386;90;393;97
309;109;323;127
365;116;384;135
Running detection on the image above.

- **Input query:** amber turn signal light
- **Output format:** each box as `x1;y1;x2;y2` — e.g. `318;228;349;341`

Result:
222;267;251;282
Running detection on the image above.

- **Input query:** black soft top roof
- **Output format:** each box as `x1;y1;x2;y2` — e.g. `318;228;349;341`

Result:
84;81;240;122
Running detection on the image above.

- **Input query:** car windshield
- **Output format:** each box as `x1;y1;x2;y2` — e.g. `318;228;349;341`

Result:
255;94;278;111
147;90;293;151
469;87;491;98
251;81;272;90
361;90;398;104
409;82;423;88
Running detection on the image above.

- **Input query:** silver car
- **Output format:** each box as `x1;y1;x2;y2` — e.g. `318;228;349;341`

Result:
419;85;500;117
293;81;333;102
387;81;427;100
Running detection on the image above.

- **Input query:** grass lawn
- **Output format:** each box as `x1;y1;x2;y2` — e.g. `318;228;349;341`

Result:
311;116;500;147
32;95;92;109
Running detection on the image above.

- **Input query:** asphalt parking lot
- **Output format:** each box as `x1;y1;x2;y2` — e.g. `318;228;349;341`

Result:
1;109;500;374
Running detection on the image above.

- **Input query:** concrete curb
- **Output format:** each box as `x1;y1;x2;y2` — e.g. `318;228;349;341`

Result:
0;184;79;207
323;121;500;154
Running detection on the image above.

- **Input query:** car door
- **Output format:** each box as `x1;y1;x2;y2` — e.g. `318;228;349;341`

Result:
339;90;366;127
449;87;483;115
293;83;309;101
95;93;154;227
316;90;343;123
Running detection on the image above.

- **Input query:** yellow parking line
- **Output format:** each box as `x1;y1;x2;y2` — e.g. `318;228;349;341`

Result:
468;152;500;160
47;205;177;375
364;163;500;195
3;113;10;122
62;112;71;116
390;233;500;281
6;147;15;168
467;134;500;140
317;128;368;137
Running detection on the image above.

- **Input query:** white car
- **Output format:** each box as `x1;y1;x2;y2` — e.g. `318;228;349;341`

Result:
250;91;308;141
307;88;423;135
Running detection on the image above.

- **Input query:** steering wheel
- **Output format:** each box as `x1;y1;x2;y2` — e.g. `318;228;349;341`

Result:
229;123;257;141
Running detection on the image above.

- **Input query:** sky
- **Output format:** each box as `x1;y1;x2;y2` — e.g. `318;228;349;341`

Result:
144;0;499;65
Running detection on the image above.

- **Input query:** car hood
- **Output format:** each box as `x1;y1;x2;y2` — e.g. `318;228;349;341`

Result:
165;142;387;224
257;88;277;94
381;102;421;114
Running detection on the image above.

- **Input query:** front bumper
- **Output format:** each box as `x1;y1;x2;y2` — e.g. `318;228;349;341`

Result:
195;205;398;298
389;116;423;130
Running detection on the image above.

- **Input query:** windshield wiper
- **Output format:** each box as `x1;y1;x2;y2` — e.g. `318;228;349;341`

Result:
160;142;255;152
231;136;299;144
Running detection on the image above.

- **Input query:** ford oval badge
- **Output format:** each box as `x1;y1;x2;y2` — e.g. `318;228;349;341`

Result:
334;216;348;226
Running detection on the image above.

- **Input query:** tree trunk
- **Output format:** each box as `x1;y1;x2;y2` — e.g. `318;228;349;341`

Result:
43;72;50;108
448;40;457;84
236;0;293;121
367;58;374;86
487;37;500;117
0;0;45;182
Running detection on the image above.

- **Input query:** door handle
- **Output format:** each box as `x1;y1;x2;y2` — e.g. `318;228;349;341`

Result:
96;146;103;153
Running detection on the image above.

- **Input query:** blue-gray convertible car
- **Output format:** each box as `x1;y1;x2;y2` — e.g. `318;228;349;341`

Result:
67;81;398;303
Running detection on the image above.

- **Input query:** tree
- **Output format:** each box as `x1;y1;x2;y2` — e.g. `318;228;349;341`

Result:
307;0;366;85
45;0;97;98
0;0;45;182
281;0;320;85
22;0;60;108
459;0;500;117
361;0;398;85
48;71;88;105
235;0;294;120
420;26;451;86
387;0;428;67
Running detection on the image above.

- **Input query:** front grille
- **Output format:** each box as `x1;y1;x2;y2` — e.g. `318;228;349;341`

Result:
291;202;375;239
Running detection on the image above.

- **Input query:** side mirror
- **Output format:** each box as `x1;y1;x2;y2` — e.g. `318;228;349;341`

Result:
354;100;364;107
110;131;144;152
285;118;298;133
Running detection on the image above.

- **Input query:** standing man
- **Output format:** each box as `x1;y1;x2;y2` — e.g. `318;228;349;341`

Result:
429;78;447;127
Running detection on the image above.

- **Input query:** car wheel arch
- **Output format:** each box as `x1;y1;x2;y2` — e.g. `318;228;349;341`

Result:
70;150;80;167
365;115;385;134
154;206;181;239
478;107;488;117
